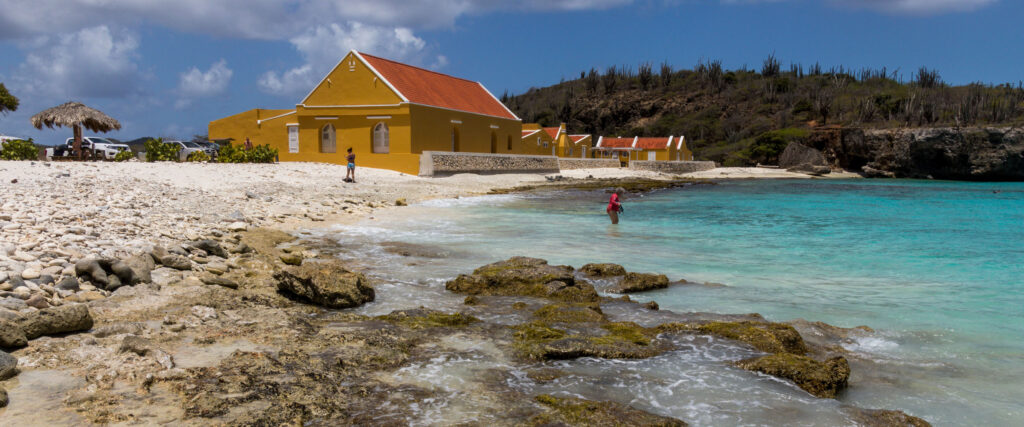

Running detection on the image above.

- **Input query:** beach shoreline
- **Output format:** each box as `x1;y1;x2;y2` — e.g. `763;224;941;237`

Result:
1;160;922;426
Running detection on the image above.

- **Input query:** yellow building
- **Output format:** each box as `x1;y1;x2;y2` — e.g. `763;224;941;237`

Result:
210;50;522;174
563;134;593;158
520;123;555;156
593;136;692;163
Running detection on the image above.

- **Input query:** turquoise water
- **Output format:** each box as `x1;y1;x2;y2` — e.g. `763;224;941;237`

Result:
325;179;1024;425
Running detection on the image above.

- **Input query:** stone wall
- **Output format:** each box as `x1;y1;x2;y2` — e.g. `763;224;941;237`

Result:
419;151;561;176
628;160;716;174
557;158;622;170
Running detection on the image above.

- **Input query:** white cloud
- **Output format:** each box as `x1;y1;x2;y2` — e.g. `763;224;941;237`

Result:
0;0;633;41
834;0;996;14
258;22;435;98
12;25;141;99
175;59;233;109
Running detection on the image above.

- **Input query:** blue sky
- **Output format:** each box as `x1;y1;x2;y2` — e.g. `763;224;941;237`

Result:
0;0;1018;144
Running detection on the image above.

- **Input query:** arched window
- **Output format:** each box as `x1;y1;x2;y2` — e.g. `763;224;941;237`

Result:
320;124;336;153
372;122;389;153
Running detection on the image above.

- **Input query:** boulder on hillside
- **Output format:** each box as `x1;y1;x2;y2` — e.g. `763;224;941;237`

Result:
734;354;850;398
274;261;374;308
17;304;94;340
779;142;828;169
580;263;627;277
612;272;670;293
445;257;597;303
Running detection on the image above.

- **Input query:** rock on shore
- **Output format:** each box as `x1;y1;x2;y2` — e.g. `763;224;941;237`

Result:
273;261;374;308
734;354;850;399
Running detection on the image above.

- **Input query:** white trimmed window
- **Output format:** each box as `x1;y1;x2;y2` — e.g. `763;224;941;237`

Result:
320;124;336;153
372;122;389;153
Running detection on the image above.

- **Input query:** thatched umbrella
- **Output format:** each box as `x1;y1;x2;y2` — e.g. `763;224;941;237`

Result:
31;101;121;159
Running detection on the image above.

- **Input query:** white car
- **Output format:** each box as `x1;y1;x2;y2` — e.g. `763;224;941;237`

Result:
165;140;206;161
55;136;130;160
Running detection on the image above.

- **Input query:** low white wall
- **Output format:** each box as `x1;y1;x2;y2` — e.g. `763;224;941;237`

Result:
628;160;716;173
557;158;621;170
420;151;560;176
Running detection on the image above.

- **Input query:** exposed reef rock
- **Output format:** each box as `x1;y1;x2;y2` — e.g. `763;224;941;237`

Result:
513;320;667;360
530;394;687;426
445;257;598;302
579;263;627;277
845;406;933;427
659;321;808;355
612;272;670;293
273;261;375;308
734;354;850;398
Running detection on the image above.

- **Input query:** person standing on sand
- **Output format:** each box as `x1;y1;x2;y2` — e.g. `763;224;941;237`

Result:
607;187;624;224
244;137;253;151
345;147;356;183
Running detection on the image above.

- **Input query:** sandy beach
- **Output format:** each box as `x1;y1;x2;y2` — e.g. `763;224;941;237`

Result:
1;160;909;426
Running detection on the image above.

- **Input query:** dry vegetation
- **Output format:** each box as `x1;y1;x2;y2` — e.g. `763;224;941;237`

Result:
506;55;1024;165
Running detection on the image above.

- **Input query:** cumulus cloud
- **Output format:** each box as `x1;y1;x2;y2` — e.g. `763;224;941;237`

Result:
258;22;435;98
0;0;633;41
833;0;996;14
12;25;141;99
175;59;233;109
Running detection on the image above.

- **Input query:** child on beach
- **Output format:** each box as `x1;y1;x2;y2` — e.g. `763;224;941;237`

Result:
607;187;624;224
345;147;356;183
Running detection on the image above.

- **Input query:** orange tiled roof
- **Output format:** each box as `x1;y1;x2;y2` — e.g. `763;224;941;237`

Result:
635;137;672;150
360;52;517;120
543;127;561;139
600;137;635;148
570;135;591;144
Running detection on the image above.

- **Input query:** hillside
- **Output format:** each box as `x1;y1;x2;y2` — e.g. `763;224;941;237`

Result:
506;57;1024;166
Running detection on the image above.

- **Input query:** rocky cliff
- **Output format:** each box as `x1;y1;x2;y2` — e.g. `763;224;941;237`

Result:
807;127;1024;181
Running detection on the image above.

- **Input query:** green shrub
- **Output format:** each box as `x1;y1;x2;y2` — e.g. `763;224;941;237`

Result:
113;150;135;162
217;143;277;163
0;138;38;160
186;150;210;162
742;128;810;165
143;138;180;162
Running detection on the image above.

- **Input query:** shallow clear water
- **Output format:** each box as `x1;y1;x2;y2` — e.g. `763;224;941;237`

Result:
314;179;1024;426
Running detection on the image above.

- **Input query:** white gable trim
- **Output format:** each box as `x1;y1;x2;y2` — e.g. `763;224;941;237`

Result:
299;50;409;106
353;51;409;103
631;136;639;148
522;129;541;139
478;82;521;121
596;136;604;147
666;136;674;149
677;135;686;150
257;110;296;125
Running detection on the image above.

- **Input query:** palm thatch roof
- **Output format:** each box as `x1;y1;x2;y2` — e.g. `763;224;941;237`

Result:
31;101;121;132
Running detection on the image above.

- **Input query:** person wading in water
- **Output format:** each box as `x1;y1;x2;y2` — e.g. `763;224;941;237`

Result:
607;187;625;224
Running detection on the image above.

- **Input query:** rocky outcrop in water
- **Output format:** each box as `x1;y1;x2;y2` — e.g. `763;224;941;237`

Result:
734;354;850;399
531;394;687;426
580;263;627;277
612;272;670;293
445;257;598;302
808;127;1024;180
273;261;374;308
846;407;932;427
